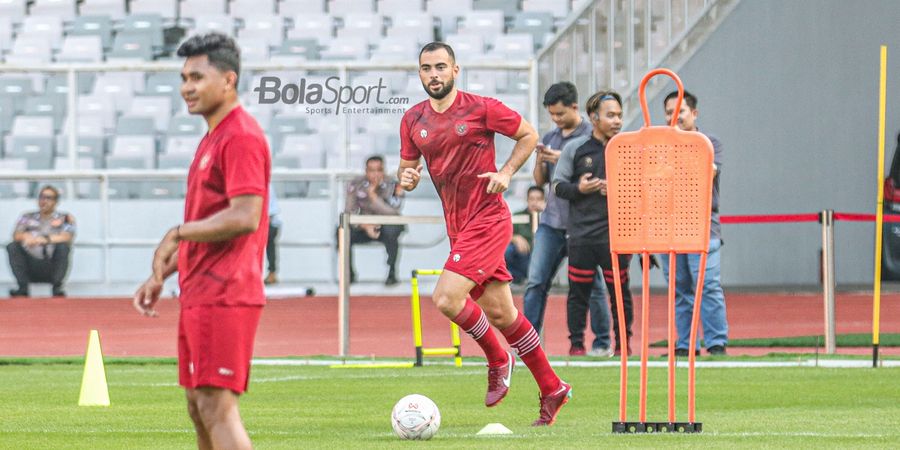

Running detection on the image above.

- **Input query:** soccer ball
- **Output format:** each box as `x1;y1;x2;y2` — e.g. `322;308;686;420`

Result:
391;394;441;440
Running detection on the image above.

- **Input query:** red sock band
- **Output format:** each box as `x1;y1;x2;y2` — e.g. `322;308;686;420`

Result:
501;312;560;396
452;298;507;366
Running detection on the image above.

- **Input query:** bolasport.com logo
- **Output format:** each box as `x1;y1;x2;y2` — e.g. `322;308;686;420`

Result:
253;76;411;115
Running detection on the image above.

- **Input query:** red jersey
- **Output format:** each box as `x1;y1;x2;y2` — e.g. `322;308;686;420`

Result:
400;91;522;237
179;106;271;307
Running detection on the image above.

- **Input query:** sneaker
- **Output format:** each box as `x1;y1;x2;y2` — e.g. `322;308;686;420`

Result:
663;348;700;357
264;272;278;285
532;381;572;426
587;346;614;357
707;345;727;356
8;288;29;298
485;350;514;407
51;288;66;297
568;345;586;356
384;275;399;286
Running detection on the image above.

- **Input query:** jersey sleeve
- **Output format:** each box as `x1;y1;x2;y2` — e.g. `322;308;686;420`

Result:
399;114;421;161
222;133;269;199
483;97;522;138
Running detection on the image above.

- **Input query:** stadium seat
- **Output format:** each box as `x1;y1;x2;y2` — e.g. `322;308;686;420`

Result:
69;15;114;51
109;33;156;61
130;0;178;20
56;135;106;169
0;0;27;22
269;114;313;152
337;14;384;43
129;96;173;132
167;114;205;136
445;33;485;56
372;37;418;61
80;0;127;19
164;135;202;155
230;0;276;16
120;14;165;50
473;0;519;18
272;154;302;170
237;37;271;62
427;0;473;37
320;37;369;60
116;115;157;136
0;159;29;198
190;14;237;35
11;116;54;137
0;17;12;53
45;74;95;100
57;36;105;63
77;95;117;131
240;15;286;46
6;36;53;64
385;13;435;45
145;72;183;102
0;76;33;113
379;0;423;14
20;16;64;50
6;137;54;170
91;73;138;112
279;0;326;16
53;157;99;198
0;97;15;135
147;156;188;198
109;136;156;169
510;11;555;49
274;39;321;59
23;95;66;132
181;0;229;18
490;33;535;56
522;0;570;18
459;10;505;38
329;0;373;15
158;153;192;169
287;14;334;40
280;135;325;168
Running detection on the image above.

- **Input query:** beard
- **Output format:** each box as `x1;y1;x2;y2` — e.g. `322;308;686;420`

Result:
423;78;454;100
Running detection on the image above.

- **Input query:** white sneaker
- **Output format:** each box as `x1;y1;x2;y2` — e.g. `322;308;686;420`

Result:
587;346;614;357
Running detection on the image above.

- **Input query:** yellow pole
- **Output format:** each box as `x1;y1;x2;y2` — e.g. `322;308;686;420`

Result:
411;272;424;366
873;45;888;367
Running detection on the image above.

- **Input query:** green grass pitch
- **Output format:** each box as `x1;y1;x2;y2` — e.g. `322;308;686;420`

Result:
0;359;898;449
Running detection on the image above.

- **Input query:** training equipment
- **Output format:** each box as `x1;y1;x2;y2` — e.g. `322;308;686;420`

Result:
605;68;714;433
78;329;110;406
410;269;462;367
391;394;441;440
476;423;513;435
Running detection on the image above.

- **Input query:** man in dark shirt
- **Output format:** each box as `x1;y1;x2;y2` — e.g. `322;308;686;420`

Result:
505;185;544;284
7;185;75;297
344;155;405;285
552;90;634;356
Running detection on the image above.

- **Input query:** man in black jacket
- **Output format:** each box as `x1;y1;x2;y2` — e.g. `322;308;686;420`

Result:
551;91;634;356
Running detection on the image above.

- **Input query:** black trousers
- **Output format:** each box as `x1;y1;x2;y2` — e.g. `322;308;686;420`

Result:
266;224;279;273
6;242;71;291
567;241;633;349
344;225;404;279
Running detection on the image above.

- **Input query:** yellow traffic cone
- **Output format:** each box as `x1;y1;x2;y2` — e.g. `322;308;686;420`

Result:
78;329;110;406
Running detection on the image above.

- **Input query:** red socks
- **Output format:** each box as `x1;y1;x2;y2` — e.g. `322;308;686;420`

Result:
501;312;561;396
452;298;508;367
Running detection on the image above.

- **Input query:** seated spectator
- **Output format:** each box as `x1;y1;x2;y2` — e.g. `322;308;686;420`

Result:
7;185;76;297
505;186;545;284
344;155;405;285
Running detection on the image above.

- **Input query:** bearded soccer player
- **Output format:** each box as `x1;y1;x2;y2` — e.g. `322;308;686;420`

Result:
398;42;571;426
133;33;270;450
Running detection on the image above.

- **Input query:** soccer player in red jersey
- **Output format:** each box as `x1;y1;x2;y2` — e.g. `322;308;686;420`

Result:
398;42;571;426
133;33;270;449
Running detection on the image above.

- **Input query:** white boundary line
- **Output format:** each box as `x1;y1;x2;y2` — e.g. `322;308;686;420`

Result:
252;358;900;368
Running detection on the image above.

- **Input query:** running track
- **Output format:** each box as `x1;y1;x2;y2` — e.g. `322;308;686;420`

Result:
0;293;897;357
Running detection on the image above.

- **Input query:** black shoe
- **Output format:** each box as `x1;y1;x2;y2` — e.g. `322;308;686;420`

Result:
384;275;398;286
9;288;29;297
707;345;727;356
52;288;66;297
664;348;700;357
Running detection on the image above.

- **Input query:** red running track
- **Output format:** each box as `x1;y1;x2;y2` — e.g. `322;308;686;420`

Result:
0;293;897;357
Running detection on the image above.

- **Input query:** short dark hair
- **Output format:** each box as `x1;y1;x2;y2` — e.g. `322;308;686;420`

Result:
664;90;698;110
543;82;578;107
419;42;456;63
39;185;59;199
365;155;385;166
177;33;241;84
585;90;622;116
527;185;544;197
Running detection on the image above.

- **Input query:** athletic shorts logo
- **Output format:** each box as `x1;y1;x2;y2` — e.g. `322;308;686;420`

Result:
455;123;468;135
420;129;428;139
188;362;194;374
452;253;461;262
218;367;234;377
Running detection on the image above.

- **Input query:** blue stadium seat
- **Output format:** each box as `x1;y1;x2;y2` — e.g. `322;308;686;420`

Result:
510;11;555;49
279;0;326;16
23;95;66;132
69;15;114;50
57;36;105;63
80;0;127;19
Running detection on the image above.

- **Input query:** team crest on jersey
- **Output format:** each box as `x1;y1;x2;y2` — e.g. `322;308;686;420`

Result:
583;157;593;167
455;123;468;136
452;253;461;262
199;153;211;170
420;129;428;139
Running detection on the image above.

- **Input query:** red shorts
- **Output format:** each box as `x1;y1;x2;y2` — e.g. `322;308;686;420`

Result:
444;216;513;300
178;304;263;394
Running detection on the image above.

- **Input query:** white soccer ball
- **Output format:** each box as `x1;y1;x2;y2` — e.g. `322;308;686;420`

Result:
391;394;441;440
